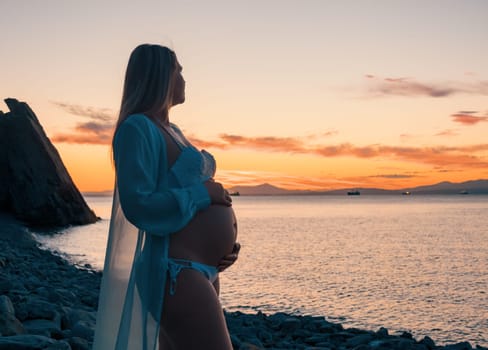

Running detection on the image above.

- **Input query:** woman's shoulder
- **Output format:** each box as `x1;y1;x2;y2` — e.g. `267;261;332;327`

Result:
118;114;162;136
124;113;156;129
115;114;162;145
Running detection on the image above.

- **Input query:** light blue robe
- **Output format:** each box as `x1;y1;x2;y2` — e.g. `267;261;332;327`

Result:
93;114;215;350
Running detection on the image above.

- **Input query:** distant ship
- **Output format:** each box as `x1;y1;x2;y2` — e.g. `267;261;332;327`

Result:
347;190;360;196
402;191;411;195
229;191;240;196
459;190;469;195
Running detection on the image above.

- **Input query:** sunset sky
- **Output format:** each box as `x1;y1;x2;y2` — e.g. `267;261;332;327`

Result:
1;0;487;191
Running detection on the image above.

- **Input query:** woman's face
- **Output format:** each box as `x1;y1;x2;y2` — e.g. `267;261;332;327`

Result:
171;62;185;106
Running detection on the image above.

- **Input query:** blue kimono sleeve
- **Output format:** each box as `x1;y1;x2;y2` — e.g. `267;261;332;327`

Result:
113;118;210;235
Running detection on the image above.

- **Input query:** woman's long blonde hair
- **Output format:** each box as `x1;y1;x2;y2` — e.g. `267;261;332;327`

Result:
113;44;177;138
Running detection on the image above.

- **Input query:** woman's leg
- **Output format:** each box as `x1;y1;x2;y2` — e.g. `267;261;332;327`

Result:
160;269;232;350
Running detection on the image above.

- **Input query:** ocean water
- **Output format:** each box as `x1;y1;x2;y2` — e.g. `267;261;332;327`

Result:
32;194;488;346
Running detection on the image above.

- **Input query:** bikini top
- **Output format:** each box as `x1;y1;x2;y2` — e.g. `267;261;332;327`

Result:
166;123;216;188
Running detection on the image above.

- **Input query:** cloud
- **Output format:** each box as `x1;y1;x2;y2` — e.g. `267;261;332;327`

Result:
434;168;459;173
51;122;114;145
369;174;416;179
51;102;116;145
186;136;229;149
51;101;115;121
196;133;488;169
50;133;112;145
364;75;488;98
451;111;488;125
75;121;113;134
399;133;415;142
352;144;488;168
457;144;488;152
436;129;459;137
306;130;339;140
219;134;305;152
321;130;338;137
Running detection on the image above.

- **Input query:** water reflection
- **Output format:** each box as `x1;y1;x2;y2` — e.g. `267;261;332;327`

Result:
33;195;488;346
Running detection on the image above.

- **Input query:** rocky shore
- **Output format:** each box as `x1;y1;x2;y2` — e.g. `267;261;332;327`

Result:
0;214;486;350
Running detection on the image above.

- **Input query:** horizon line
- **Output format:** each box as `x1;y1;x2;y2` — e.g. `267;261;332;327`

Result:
81;178;488;196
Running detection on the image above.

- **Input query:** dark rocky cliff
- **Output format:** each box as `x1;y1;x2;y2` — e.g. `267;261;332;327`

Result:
0;98;98;227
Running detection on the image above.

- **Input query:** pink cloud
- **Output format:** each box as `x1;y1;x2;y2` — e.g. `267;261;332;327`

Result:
364;75;488;98
200;134;488;169
451;111;488;125
51;133;111;145
51;121;114;145
370;174;416;179
51;101;116;145
436;129;459;137
51;101;115;121
219;134;305;153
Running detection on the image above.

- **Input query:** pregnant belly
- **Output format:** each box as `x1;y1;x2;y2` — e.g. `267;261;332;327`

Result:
169;205;237;267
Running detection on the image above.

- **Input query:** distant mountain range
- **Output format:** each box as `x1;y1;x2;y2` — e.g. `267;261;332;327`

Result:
82;179;488;197
228;179;488;196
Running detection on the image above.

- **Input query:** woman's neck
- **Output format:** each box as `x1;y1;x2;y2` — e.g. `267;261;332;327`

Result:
147;109;170;126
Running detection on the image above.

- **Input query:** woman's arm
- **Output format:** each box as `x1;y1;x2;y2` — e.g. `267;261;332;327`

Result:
114;117;210;235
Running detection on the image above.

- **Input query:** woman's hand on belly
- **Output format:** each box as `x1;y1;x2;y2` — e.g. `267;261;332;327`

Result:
204;180;232;207
217;242;240;272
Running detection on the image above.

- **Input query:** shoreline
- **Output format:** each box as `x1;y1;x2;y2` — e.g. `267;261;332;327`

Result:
0;213;486;350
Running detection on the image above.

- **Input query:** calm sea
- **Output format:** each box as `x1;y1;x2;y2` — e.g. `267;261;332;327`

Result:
32;195;488;346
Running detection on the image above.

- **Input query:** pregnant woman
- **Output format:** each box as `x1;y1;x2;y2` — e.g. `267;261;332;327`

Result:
93;44;239;350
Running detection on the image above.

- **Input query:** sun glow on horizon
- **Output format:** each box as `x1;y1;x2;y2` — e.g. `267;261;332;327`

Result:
55;139;488;193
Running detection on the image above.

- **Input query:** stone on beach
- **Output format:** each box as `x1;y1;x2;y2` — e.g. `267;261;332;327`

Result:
22;319;62;338
0;98;97;227
0;295;25;336
0;214;101;349
224;311;487;350
0;335;72;349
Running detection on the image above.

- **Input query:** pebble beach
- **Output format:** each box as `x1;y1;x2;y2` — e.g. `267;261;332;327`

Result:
0;213;486;350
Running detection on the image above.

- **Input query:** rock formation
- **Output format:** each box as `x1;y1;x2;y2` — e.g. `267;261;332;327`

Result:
0;98;98;227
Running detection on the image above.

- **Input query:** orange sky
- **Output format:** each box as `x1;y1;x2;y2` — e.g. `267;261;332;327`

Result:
1;1;487;191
